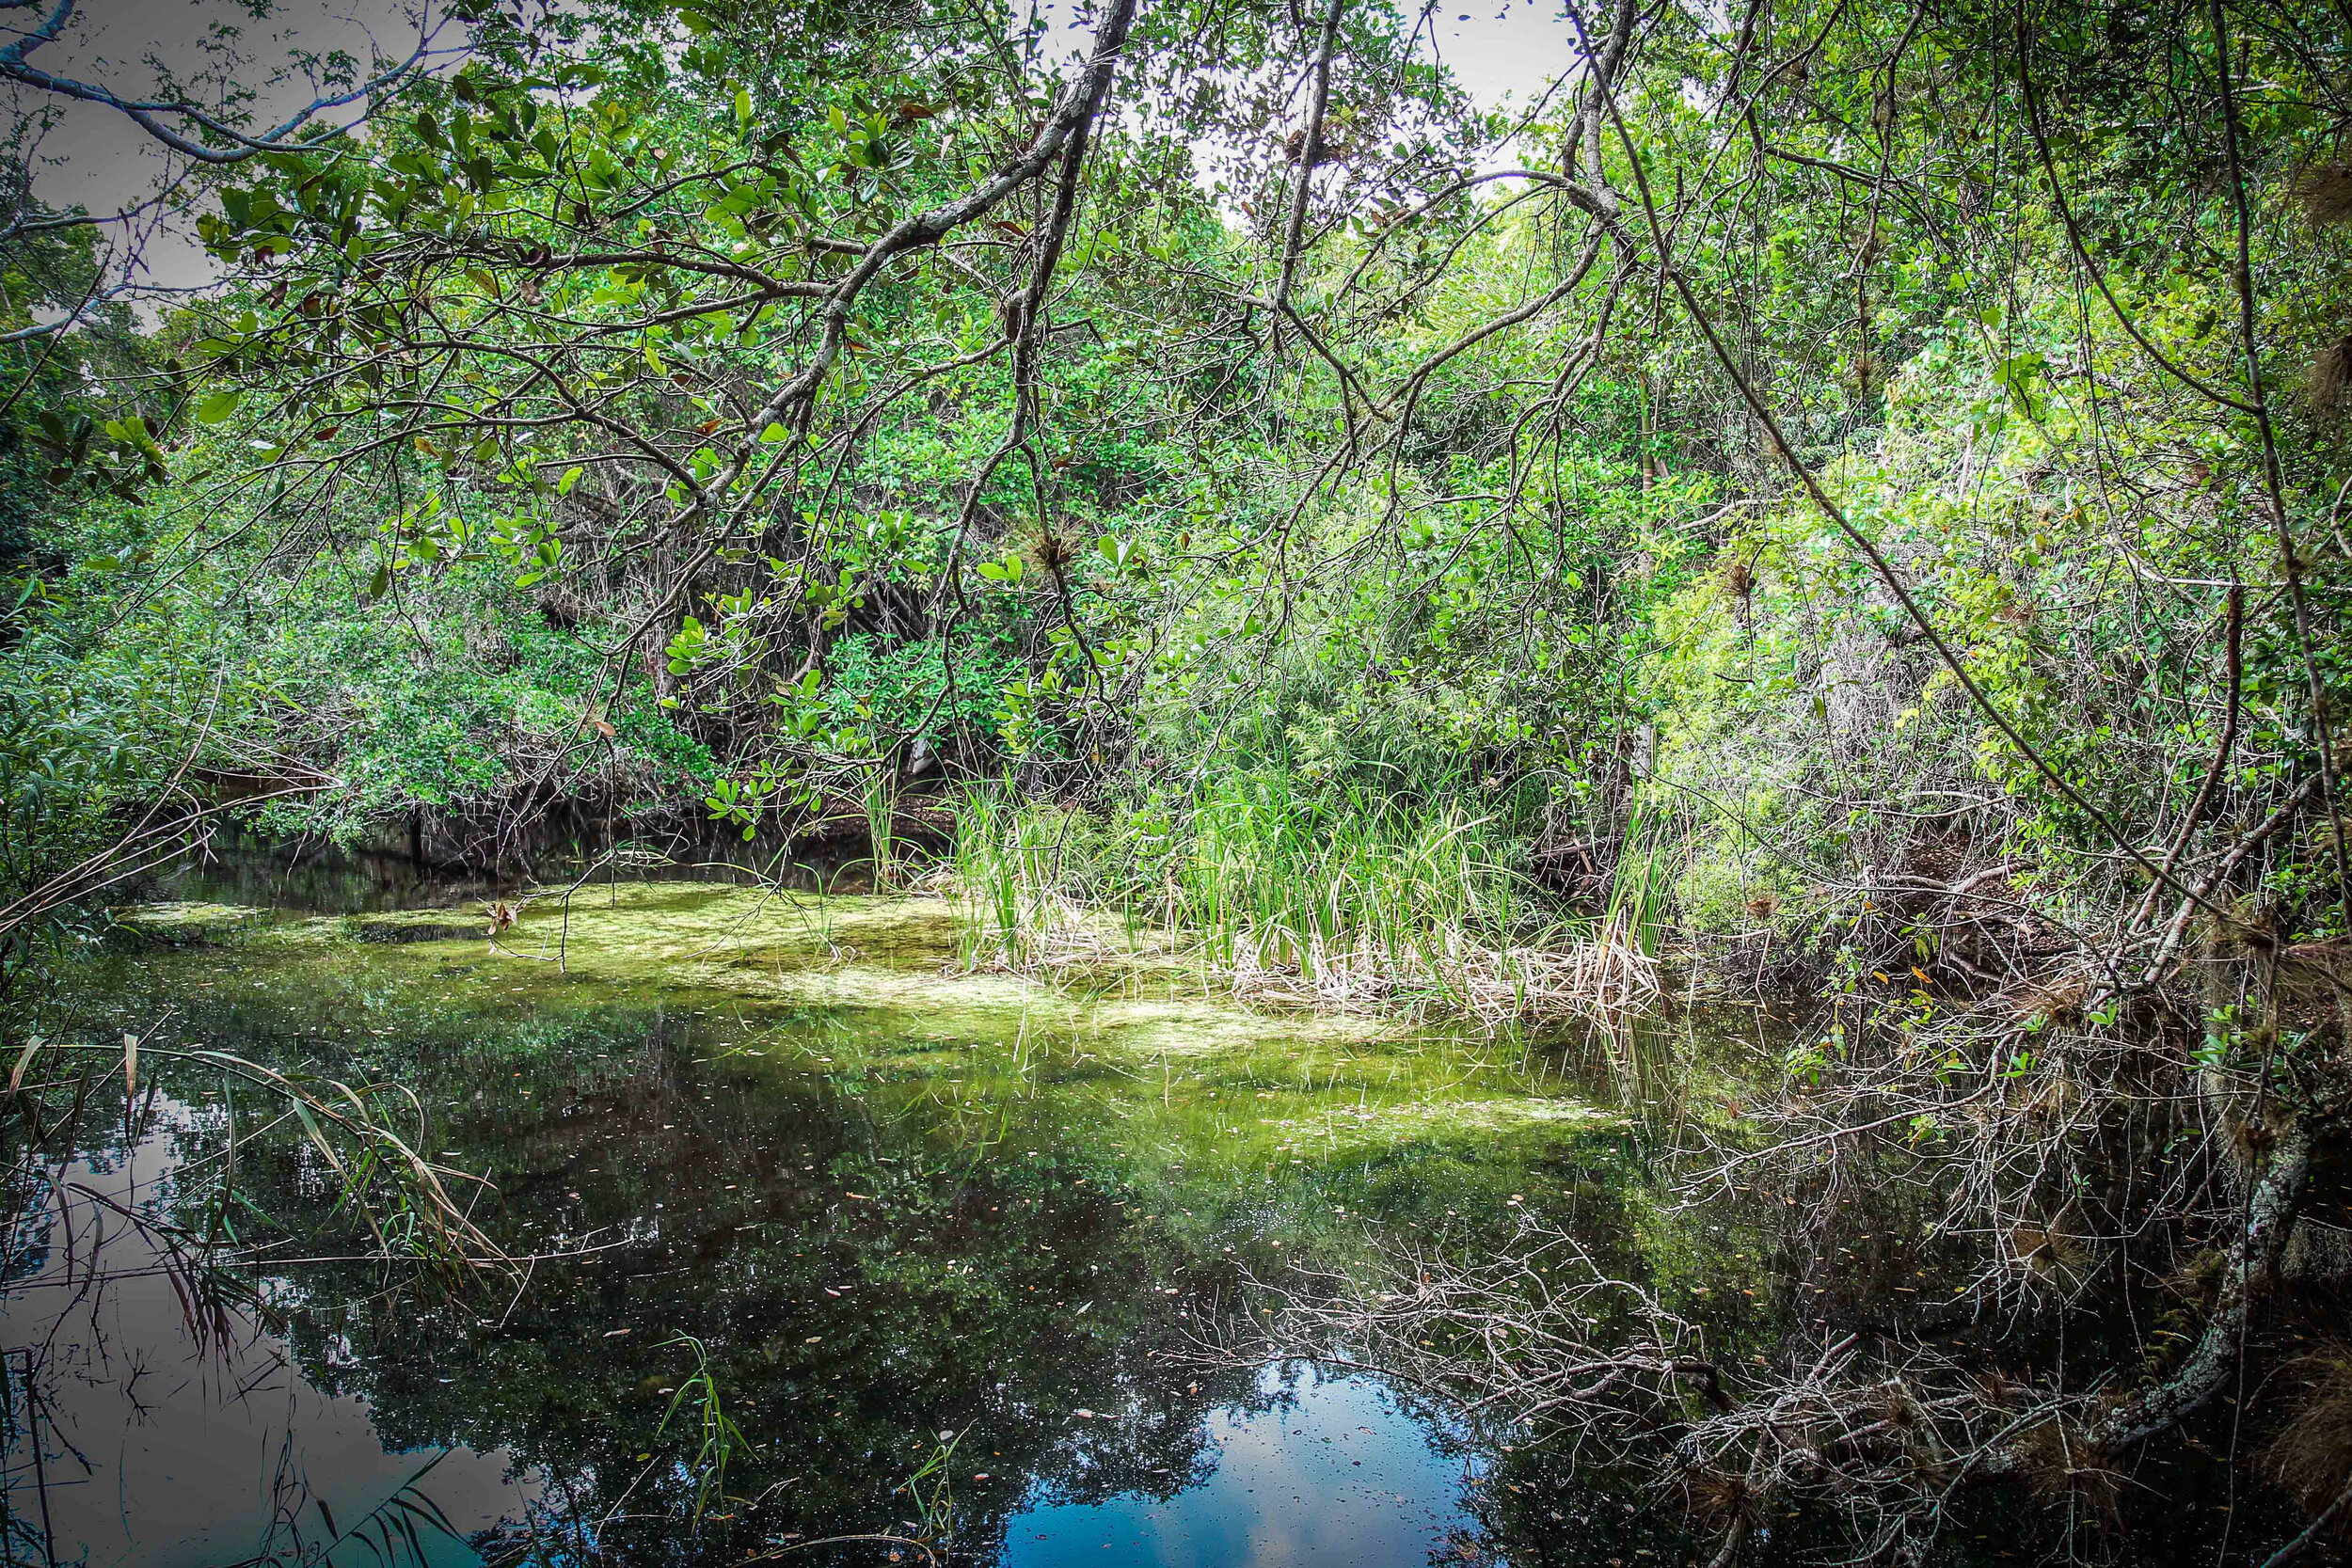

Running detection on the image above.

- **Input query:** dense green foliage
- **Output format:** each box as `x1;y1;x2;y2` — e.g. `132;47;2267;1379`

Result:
5;0;2344;963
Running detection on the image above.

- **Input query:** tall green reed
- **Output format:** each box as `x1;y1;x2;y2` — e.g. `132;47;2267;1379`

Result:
1603;801;1670;959
1168;775;1520;986
656;1333;749;1525
946;770;1560;1014
858;764;899;892
947;783;1103;969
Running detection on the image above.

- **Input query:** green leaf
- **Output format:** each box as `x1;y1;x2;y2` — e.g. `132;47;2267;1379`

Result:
194;388;244;424
557;465;584;496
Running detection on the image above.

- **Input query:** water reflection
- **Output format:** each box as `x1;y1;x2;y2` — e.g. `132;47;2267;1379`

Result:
1001;1364;1485;1568
0;1094;530;1568
5;878;1724;1566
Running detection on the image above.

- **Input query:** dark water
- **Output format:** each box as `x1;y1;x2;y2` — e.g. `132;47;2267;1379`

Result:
150;819;822;915
1;865;1770;1567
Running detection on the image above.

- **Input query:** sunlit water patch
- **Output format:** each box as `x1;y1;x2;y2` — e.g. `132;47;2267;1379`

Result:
1000;1363;1485;1568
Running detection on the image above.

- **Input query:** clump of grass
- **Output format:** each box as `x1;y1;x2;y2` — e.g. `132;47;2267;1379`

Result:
2312;335;2352;417
1604;802;1670;961
2293;161;2352;226
946;784;1118;972
896;1427;964;1543
859;763;901;892
946;772;1660;1024
2264;1344;2352;1530
6;1034;509;1284
656;1333;750;1525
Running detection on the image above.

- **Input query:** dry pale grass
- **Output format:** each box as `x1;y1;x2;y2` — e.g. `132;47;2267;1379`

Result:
950;884;1126;974
2312;336;2352;416
2014;1417;2124;1520
2293;161;2352;226
2264;1345;2352;1528
954;891;1661;1029
1224;911;1660;1027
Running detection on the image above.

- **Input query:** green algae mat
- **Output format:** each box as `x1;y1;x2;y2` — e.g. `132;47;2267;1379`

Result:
16;879;1774;1567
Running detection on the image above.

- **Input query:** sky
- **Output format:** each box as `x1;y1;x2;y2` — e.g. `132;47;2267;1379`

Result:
1033;0;1585;116
3;0;1588;302
1391;0;1586;106
6;0;453;298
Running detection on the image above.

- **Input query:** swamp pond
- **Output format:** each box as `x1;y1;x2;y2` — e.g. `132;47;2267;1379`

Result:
4;857;1792;1567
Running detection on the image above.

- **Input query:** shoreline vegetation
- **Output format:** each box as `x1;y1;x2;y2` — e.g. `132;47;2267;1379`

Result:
945;781;1666;1026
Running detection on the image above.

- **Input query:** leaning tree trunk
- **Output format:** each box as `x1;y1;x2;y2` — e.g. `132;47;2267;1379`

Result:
2085;1115;2315;1453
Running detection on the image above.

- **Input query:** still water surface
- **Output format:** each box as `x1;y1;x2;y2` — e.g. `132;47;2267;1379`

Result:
4;860;1745;1566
